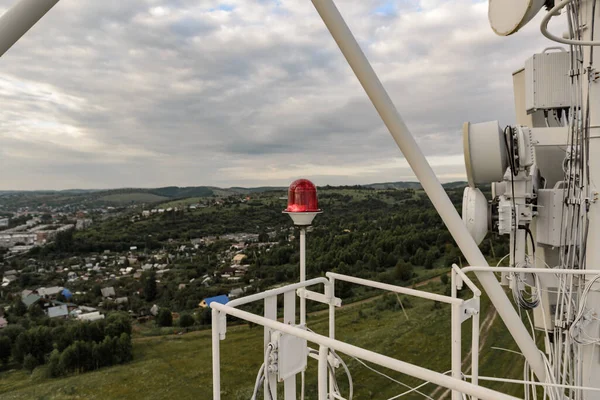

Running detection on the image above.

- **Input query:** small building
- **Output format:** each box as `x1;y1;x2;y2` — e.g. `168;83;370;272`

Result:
0;317;7;329
77;312;104;322
61;288;73;300
0;218;9;228
199;295;229;308
2;274;17;286
23;294;42;308
47;305;69;319
101;287;116;298
232;254;247;265
115;297;128;305
150;304;159;316
228;288;245;299
37;286;64;299
75;219;92;230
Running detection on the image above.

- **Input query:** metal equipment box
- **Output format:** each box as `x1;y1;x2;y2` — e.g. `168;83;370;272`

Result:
525;50;571;113
536;188;565;247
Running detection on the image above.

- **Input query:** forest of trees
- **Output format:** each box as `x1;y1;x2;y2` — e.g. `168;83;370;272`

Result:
0;311;132;377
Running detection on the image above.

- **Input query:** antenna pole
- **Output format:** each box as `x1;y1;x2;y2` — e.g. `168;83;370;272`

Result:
0;0;60;58
309;0;546;381
300;227;306;326
578;0;600;396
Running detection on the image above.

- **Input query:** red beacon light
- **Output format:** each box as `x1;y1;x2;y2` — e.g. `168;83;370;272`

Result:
283;179;321;226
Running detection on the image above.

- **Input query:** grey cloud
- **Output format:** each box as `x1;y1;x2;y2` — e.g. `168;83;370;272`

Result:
0;0;562;189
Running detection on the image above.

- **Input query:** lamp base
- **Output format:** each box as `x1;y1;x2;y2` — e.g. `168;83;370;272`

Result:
283;211;321;226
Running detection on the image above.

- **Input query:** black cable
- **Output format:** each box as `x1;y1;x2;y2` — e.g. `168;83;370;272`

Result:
524;226;536;257
503;126;517;176
504;127;518;269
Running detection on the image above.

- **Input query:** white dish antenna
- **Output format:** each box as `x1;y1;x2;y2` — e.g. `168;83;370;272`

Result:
462;187;489;245
463;121;508;187
489;0;547;36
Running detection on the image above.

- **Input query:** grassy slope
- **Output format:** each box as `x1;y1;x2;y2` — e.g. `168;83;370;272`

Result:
0;280;530;400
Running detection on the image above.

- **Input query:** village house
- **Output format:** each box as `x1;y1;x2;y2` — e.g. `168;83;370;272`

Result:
101;287;116;298
232;254;247;265
47;304;69;319
37;286;64;299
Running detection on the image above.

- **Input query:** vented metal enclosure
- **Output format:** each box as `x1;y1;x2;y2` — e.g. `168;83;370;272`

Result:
525;50;571;113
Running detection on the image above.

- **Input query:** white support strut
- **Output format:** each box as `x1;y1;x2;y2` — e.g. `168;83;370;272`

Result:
309;0;546;382
0;0;60;58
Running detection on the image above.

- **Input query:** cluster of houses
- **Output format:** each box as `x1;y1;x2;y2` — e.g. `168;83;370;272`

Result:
220;253;250;282
0;215;89;254
19;286;106;322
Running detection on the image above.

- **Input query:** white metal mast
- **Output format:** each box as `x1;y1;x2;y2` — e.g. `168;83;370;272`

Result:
568;1;600;395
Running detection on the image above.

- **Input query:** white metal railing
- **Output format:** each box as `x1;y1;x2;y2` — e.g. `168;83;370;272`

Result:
210;267;521;400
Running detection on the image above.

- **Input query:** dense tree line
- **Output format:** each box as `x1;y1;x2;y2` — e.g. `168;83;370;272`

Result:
0;312;132;377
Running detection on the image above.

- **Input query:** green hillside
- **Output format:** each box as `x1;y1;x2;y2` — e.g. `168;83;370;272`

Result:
0;279;529;400
98;193;170;204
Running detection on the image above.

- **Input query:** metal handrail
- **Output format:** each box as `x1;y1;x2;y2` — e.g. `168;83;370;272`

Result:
211;303;519;400
226;277;330;308
462;266;600;276
326;271;463;305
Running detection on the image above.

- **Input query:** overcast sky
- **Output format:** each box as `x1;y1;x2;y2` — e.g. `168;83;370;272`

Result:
0;0;562;190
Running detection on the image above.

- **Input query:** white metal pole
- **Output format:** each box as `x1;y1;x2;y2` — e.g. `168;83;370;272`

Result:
318;345;329;400
577;1;600;397
0;0;60;58
299;227;307;399
451;269;462;400
300;227;307;326
309;0;546;381
327;276;335;398
328;276;335;338
212;309;221;400
471;310;480;400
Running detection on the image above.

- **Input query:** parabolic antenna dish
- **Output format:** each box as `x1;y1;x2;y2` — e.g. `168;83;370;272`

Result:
462;187;489;245
463;121;508;187
489;0;546;36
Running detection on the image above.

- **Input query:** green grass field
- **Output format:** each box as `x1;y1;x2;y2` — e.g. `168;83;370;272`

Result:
0;280;530;400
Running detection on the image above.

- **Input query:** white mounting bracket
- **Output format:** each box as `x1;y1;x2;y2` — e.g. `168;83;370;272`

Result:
460;297;480;323
297;288;342;307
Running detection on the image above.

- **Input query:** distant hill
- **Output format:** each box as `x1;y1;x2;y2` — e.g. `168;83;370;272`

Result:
363;181;467;190
0;181;468;209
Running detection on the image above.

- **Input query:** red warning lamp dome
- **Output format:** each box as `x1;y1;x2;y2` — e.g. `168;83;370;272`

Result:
283;179;321;226
285;179;320;212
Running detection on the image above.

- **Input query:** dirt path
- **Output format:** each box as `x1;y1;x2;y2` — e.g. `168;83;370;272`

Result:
429;306;499;399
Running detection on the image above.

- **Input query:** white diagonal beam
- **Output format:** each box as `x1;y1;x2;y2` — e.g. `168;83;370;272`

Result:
309;0;546;382
0;0;60;58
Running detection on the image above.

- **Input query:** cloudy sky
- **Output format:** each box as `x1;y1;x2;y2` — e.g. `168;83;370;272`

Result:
0;0;561;190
